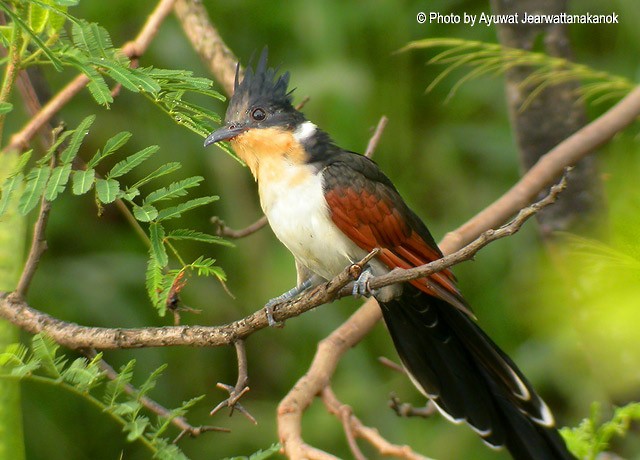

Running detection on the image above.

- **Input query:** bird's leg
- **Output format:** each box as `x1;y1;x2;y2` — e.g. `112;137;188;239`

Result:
264;276;317;326
352;265;376;298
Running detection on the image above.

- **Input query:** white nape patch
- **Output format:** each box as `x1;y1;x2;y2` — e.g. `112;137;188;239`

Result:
293;121;317;143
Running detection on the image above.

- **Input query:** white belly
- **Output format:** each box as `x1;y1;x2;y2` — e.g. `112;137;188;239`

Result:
258;161;363;281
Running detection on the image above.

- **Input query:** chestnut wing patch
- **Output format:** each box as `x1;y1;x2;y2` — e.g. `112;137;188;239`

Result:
322;155;469;314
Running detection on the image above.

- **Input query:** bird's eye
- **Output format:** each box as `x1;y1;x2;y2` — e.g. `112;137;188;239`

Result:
251;108;266;121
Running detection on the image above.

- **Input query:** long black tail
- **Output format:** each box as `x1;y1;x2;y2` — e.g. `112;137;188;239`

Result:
379;286;575;460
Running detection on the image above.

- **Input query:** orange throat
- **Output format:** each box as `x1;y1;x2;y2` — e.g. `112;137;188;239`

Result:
230;127;308;179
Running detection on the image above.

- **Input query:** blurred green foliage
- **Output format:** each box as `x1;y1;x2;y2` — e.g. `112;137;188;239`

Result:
1;0;639;459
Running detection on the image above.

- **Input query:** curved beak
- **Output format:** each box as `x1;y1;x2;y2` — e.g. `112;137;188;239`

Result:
203;124;247;147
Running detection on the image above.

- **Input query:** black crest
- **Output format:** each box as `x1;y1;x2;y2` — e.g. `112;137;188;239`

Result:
226;48;295;123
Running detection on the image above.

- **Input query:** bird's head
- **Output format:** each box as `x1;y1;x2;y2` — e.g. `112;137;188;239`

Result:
204;48;321;175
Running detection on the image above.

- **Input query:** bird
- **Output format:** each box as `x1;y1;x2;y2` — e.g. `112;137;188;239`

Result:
204;49;575;460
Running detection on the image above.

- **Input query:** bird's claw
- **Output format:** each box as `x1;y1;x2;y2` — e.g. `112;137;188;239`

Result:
263;297;282;327
263;279;315;326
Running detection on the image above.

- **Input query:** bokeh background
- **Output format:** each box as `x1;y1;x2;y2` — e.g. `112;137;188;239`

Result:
10;0;640;458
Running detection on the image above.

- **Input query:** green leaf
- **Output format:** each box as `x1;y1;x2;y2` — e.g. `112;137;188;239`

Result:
46;4;67;35
53;0;78;6
138;364;167;397
72;168;95;195
167;229;233;247
87;74;114;106
107;145;158;179
31;334;64;379
60;115;95;164
95;178;119;203
111;400;141;417
0;343;29;368
0;26;11;47
0;173;23;218
223;443;282;460
152;395;206;440
156;196;218;222
0;102;13;114
37;128;74;167
145;257;163;307
103;359;136;407
71;20;112;58
100;64;160;94
143;176;203;205
45;163;72;201
190;256;226;279
19;166;51;214
133;204;158;222
63;356;104;392
0;4;63;70
119;187;140;201
28;1;50;34
129;162;181;190
0;342;41;377
124;416;149;442
13;150;33;174
100;61;141;92
149;223;168;267
88;131;132;168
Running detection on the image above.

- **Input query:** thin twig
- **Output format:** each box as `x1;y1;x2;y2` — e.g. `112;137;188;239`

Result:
173;0;238;97
210;339;256;424
14;196;51;298
211;215;268;239
14;69;53;150
295;96;310;111
389;394;437;419
365;115;389;158
5;0;177;153
377;356;406;375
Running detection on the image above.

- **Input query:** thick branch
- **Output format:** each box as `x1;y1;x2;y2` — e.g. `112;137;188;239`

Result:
173;0;238;97
14;197;50;298
0;173;564;350
0;248;362;349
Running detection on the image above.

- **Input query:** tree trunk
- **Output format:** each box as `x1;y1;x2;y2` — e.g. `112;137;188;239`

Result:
490;0;605;239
